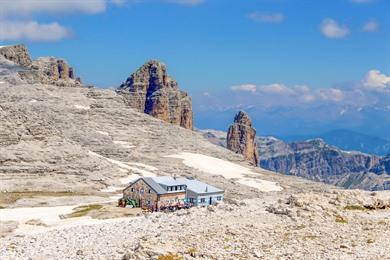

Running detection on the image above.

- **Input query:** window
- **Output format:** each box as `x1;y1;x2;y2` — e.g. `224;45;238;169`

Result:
147;200;150;205
189;198;194;203
140;188;144;194
148;189;151;194
131;188;134;192
200;198;206;203
167;187;171;191
217;196;222;201
175;186;178;191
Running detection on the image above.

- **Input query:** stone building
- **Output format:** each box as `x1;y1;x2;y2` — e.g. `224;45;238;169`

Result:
123;176;224;210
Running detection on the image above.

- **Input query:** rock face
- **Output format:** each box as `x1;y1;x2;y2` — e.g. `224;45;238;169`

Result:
200;129;390;190
371;155;390;175
0;45;32;67
258;137;390;190
30;57;82;87
227;111;259;166
116;60;193;129
0;44;82;87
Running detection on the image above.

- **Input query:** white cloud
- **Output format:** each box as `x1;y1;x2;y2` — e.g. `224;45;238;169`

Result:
363;70;390;91
165;0;204;5
362;20;378;32
0;20;71;42
247;12;284;24
319;88;344;101
0;0;108;18
259;84;295;95
320;18;349;39
231;84;257;93
300;94;316;103
294;85;311;93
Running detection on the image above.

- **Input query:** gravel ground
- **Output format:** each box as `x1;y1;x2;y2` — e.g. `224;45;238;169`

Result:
1;191;389;260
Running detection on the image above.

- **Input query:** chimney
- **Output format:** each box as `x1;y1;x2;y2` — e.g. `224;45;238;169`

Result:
205;186;208;192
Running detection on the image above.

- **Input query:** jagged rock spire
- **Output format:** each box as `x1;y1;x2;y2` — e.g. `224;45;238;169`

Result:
117;60;193;130
227;110;259;166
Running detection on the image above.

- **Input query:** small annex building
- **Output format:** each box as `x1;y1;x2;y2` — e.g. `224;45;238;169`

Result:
123;176;224;211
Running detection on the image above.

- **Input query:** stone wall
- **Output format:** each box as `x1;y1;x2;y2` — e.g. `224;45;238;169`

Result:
123;179;159;209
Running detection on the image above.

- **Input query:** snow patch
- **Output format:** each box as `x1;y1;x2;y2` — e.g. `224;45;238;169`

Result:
74;104;90;110
166;152;255;179
237;178;283;192
0;197;126;234
128;162;158;171
100;186;122;193
0;205;76;226
128;166;156;177
88;151;156;177
113;140;135;149
0;204;140;234
88;151;132;171
96;131;109;136
166;152;282;192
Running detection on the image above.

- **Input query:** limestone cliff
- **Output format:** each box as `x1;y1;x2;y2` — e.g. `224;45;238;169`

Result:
258;137;390;190
227;111;259;166
0;44;82;87
116;60;193;130
0;44;32;67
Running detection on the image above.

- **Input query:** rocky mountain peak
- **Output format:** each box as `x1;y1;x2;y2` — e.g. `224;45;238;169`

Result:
234;110;253;127
0;44;32;67
0;44;82;87
227;111;259;166
117;60;193;129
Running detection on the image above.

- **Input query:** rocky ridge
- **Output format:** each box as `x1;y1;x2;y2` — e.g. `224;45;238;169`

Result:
117;60;193;129
0;45;82;88
201;130;390;190
227;111;259;166
258;137;390;190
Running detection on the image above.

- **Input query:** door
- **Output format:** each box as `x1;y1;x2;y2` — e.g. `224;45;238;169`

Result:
209;197;212;205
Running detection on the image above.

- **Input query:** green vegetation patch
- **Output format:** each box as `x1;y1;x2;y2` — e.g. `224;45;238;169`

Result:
157;253;183;260
335;215;348;224
68;204;103;218
344;205;366;211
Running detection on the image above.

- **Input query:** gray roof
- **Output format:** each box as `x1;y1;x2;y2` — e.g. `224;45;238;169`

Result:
141;177;167;195
177;178;224;195
151;176;187;187
130;176;224;195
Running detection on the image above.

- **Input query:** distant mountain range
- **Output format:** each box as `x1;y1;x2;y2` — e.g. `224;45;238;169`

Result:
199;129;390;191
280;129;390;156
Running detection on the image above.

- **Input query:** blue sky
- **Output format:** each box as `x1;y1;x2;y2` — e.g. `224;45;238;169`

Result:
1;0;389;138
